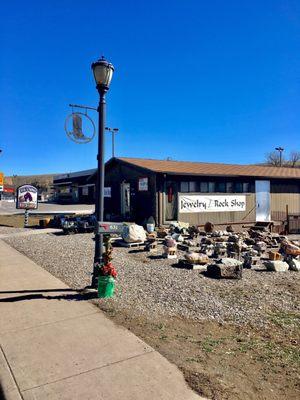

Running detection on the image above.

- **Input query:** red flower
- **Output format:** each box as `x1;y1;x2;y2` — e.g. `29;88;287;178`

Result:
100;262;117;278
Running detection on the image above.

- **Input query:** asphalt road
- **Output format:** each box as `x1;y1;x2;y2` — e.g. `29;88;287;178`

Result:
0;201;95;215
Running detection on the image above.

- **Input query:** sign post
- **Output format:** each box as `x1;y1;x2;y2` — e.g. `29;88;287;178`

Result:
16;185;38;227
95;222;124;235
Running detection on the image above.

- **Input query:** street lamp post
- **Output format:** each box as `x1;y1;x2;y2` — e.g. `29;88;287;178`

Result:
275;147;284;167
91;56;114;288
105;127;119;158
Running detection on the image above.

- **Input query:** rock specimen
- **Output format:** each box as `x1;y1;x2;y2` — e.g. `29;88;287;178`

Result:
184;251;209;265
165;237;177;248
206;258;243;279
286;257;300;272
264;260;289;272
280;240;300;256
204;222;214;233
122;224;147;243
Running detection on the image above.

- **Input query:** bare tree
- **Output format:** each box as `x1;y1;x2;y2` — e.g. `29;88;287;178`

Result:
265;150;300;167
289;151;300;168
265;151;283;166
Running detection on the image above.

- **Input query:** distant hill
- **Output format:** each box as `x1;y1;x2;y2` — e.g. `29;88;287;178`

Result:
4;174;61;198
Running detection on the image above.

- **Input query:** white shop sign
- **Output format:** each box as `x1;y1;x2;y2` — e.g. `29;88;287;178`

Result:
179;195;246;213
104;187;111;198
138;177;148;191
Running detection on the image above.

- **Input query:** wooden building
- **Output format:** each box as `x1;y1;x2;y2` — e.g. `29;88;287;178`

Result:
53;157;300;228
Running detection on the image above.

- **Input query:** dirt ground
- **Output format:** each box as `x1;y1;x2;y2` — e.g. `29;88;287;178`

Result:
3;228;300;399
99;304;300;400
0;214;49;228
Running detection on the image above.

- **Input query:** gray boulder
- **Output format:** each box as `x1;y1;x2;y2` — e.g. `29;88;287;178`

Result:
219;258;243;267
207;258;243;279
264;260;289;272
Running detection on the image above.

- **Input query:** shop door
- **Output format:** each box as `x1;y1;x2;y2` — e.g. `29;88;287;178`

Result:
120;182;131;218
165;182;178;221
255;180;271;222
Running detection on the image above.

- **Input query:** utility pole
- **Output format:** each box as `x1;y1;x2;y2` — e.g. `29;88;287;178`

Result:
275;147;284;167
105;127;119;158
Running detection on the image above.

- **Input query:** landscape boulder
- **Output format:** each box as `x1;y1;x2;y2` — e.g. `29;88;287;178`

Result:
184;251;209;265
122;224;147;243
263;260;289;272
207;258;243;279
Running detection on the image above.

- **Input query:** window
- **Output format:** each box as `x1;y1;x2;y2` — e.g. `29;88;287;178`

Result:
243;183;250;193
208;182;215;192
200;182;208;192
226;182;234;193
216;182;226;192
189;181;197;192
180;182;189;192
235;182;243;193
180;181;198;192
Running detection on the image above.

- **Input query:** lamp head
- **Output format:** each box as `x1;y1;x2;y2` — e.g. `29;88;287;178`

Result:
91;56;114;91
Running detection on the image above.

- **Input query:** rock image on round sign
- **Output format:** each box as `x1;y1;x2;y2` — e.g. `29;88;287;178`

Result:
16;184;38;210
19;192;33;202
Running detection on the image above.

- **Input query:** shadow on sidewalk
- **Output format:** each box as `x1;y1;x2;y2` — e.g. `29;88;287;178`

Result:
0;288;98;302
0;381;5;400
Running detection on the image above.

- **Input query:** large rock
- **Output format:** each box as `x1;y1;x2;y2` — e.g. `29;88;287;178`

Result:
280;240;300;256
184;251;209;265
286;258;300;272
264;260;289;272
122;224;146;243
207;258;243;279
220;258;243;267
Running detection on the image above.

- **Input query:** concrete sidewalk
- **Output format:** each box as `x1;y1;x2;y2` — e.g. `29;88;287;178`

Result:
0;240;203;400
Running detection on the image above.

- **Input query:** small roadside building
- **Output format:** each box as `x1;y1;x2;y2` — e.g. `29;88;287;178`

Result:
53;157;300;230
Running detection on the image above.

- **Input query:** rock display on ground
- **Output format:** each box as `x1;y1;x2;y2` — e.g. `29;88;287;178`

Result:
264;260;289;272
158;221;300;278
207;258;243;279
122;224;147;243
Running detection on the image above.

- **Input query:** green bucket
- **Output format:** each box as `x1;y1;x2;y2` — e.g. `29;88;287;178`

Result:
98;276;115;298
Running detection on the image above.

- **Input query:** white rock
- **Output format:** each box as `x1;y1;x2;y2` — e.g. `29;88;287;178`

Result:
171;233;184;242
264;260;289;272
287;258;300;272
219;258;243;267
122;224;146;243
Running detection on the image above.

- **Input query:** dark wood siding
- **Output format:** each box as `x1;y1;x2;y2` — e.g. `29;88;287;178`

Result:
104;160;157;224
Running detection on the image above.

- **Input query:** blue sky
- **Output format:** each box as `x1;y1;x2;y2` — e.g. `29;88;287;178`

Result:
1;0;299;176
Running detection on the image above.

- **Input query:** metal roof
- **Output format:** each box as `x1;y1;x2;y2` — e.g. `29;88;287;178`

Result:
116;157;300;179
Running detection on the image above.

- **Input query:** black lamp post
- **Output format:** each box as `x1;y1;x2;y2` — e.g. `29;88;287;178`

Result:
275;146;284;167
91;56;114;288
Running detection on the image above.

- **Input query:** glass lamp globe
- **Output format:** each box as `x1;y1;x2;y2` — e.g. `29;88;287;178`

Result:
91;56;114;90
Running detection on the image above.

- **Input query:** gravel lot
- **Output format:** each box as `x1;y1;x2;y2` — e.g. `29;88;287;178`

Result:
0;226;29;235
4;232;300;328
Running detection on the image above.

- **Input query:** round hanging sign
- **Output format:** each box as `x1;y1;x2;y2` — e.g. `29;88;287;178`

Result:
64;112;96;144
